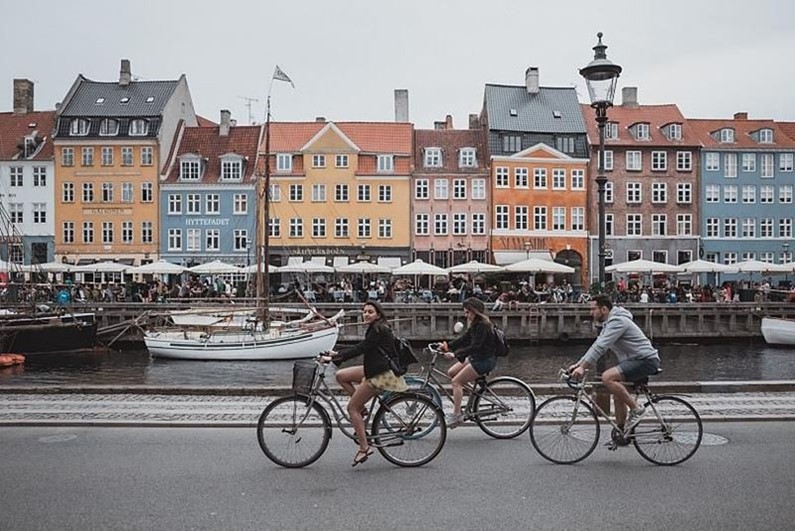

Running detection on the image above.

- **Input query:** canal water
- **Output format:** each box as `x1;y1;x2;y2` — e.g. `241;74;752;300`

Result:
1;341;794;387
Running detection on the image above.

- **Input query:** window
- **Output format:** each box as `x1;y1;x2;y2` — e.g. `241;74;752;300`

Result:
742;218;756;238
102;221;113;244
453;179;466;199
653;251;668;264
552;207;566;231
571;169;584;189
62;147;74;166
62;182;75;202
760;185;774;203
415;179;429;199
434;213;448;235
720;128;735;143
121;147;133;166
780;185;793;203
335;154;349;168
269;184;281;202
269;218;281;238
358;184;371;202
495;167;509;188
141;182;153;202
167;228;181;250
652;214;667;236
168;194;182;214
533;206;547;230
205;194;220;214
312;218;326;238
70;118;89;136
677;183;692;204
221;160;242;180
626;151;641;171
781;250;794;263
378;219;392;238
180;159;200;180
626;214;642;236
377;154;394;172
706;218;720;238
289;184;303;202
651;151;667;171
553;169;566;189
424;148;443;167
8;203;22;223
556;137;575;153
129;119;148;136
760;218;774;238
378;185;392;202
604;181;614;203
234;193;248;214
669;123;682;140
9;167;22;187
742;185;756;204
415;214;429;235
705;184;719;203
599;150;614;171
724;185;738;203
761;154;774;178
99;118;119;136
780;218;793;238
570;207;584;231
677;151;692;171
459;148;476;167
82;183;94;202
82;147;94;166
83;222;95;244
534;168;547;188
63;222;74;244
453;213;467;235
234;230;248;251
358;218;371;238
333;184;347;202
724;153;737;178
312;184;326;202
466;179;484;201
277;154;292;172
742;153;756;172
724;252;737;265
605;122;618;139
515;206;528;230
706;153;719;171
652;182;667;204
759;128;773;143
290;218;304;238
626;182;642;203
122;221;133;244
761;252;775;263
495;205;509;230
724;218;737;238
187;194;200;214
102;182;113;202
335;218;349;238
206;229;219;251
120;182;131;203
515;167;529;188
434;179;448;199
605;213;614;236
502;135;521;153
312;154;326;168
635;123;650;140
101;147;114;166
677;214;693;235
471;213;486;235
780;153;794;172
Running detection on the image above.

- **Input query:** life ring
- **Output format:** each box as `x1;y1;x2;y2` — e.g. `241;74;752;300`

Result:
0;354;25;367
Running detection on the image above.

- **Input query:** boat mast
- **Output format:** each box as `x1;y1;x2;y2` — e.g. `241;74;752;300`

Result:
256;95;272;322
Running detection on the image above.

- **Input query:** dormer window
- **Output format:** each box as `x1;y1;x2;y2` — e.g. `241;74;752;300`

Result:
23;136;39;158
220;155;244;181
70;118;90;136
377;154;394;173
120;97;130;104
668;123;682;140
145;97;155;103
459;148;476;168
129;119;148;136
605;122;618;140
95;98;105;104
180;156;201;180
276;153;292;172
634;123;650;140
424;147;442;168
720;128;735;143
99;118;119;136
759;128;774;143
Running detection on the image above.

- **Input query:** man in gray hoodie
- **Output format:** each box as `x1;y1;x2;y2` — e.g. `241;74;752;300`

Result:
569;295;660;431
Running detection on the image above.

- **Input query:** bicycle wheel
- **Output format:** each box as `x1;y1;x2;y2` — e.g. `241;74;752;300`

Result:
403;375;444;409
371;393;446;467
530;396;600;465
257;395;332;468
632;396;703;466
470;376;536;439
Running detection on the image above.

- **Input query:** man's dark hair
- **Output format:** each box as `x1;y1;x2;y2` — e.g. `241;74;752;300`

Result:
593;294;613;310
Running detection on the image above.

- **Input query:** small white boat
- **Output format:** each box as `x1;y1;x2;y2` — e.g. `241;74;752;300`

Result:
168;306;306;329
761;317;795;346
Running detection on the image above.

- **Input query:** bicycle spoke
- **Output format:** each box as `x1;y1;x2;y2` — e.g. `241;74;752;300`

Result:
472;377;536;439
530;396;599;465
372;394;446;467
257;396;331;468
632;396;702;466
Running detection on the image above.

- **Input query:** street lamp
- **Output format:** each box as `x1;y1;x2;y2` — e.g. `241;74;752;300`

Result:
580;32;622;290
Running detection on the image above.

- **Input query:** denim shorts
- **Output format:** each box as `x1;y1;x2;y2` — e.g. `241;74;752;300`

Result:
618;358;660;383
469;356;497;376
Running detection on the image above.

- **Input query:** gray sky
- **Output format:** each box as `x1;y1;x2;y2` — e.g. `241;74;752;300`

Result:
2;0;795;128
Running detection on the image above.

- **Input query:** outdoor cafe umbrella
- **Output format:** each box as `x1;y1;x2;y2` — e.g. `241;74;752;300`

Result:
277;261;335;274
605;259;681;274
335;261;392;274
19;260;74;273
391;259;449;276
72;261;130;273
676;259;737;274
127;260;187;275
734;259;789;275
446;260;504;274
188;260;241;275
241;263;280;274
504;257;575;274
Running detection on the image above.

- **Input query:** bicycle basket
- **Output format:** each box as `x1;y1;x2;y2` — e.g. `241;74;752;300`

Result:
292;360;318;395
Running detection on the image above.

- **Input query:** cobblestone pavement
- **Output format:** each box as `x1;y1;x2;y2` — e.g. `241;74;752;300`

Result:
1;391;794;426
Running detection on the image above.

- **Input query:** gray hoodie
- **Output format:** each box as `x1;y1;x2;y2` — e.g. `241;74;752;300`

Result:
579;306;660;367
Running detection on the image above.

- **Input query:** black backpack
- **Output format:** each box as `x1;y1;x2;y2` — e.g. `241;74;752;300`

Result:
493;326;510;358
392;336;419;375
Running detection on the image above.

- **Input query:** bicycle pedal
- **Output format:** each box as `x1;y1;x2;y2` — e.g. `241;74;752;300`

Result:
604;441;619;451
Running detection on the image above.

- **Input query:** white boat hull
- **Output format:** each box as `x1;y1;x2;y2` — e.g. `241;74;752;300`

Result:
761;317;795;346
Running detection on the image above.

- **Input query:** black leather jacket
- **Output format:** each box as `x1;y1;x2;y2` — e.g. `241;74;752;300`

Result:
332;321;394;378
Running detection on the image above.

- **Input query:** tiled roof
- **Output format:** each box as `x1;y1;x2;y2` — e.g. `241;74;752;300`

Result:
413;129;488;172
776;121;795;142
484;84;586;134
163;124;263;183
59;75;179;117
688;118;795;149
0;110;56;161
266;121;413;154
580;103;700;147
196;115;217;127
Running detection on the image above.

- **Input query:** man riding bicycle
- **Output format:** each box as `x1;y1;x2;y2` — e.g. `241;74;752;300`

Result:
568;295;660;432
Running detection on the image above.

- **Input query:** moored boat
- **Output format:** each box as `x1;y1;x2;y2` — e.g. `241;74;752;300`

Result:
0;310;98;354
761;317;795;346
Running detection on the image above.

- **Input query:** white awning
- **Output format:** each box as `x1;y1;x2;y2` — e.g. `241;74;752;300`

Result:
493;251;553;266
333;256;349;267
310;256;327;265
378;257;403;269
286;256;303;266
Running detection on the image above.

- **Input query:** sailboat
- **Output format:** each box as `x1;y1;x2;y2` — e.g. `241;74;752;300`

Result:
144;70;343;360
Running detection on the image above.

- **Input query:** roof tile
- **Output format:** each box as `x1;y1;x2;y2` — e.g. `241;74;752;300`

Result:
163;125;263;183
0;110;57;160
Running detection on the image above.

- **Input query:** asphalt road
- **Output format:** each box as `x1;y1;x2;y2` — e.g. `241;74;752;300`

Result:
1;422;793;531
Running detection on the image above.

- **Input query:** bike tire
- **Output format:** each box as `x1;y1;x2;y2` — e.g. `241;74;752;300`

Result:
632;395;703;466
403;375;444;409
470;376;536;439
371;392;446;467
530;396;600;465
257;395;332;468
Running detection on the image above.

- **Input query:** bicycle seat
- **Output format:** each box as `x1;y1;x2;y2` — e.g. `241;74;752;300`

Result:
630;368;662;386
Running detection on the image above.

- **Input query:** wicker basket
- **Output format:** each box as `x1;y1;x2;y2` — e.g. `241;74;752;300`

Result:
292;360;318;395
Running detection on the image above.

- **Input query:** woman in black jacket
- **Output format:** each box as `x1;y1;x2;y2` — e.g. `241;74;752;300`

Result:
440;297;497;428
323;301;407;466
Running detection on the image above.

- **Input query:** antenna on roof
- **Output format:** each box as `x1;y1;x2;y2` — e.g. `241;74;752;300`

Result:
238;96;260;125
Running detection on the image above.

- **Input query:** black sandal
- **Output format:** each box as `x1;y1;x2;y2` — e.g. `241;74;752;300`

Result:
352;448;373;467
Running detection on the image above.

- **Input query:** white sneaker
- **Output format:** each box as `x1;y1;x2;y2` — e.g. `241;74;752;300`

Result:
624;407;645;432
445;414;464;429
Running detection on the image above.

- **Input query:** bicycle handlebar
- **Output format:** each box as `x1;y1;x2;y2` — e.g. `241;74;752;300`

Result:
559;368;586;390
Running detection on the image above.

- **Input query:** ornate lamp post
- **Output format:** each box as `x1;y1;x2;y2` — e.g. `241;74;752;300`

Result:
580;32;622;289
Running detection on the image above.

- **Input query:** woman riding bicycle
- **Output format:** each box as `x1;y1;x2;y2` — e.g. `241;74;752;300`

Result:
439;297;497;428
322;301;407;466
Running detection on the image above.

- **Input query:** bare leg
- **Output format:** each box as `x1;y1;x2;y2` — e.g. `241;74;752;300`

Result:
451;363;480;416
347;380;378;453
447;361;465;380
602;367;637;427
335;365;364;397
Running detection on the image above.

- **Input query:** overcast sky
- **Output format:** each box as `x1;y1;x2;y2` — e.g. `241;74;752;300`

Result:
2;0;795;129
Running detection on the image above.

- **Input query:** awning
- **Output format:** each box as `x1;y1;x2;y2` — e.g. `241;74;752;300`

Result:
310;256;327;265
493;251;553;266
378;257;402;269
117;258;135;265
286;256;303;266
333;256;349;268
77;258;95;265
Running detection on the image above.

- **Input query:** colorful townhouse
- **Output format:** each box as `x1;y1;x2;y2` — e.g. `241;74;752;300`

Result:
481;67;590;284
412;117;489;268
53;60;197;266
582;88;701;282
689;113;795;273
159;111;263;267
262;119;413;267
0;80;56;265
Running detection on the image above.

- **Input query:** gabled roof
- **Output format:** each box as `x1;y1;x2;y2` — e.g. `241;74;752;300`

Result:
776;121;795;143
163;124;263;183
492;142;588;162
300;122;360;152
688;118;795;149
413;129;488;172
0;110;56;161
483;84;586;134
580;103;700;147
58;75;179;117
266;121;413;154
196;115;217;127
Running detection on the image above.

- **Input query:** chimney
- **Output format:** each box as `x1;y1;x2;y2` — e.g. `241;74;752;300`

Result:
219;109;231;136
622;87;638;108
315;116;326;123
469;113;480;130
734;112;748;120
13;79;34;114
445;115;454;130
525;67;539;95
119;59;132;86
394;89;409;122
433;121;445;130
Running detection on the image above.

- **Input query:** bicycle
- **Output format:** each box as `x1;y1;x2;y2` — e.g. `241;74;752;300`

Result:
257;357;447;468
403;343;536;439
529;369;702;466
